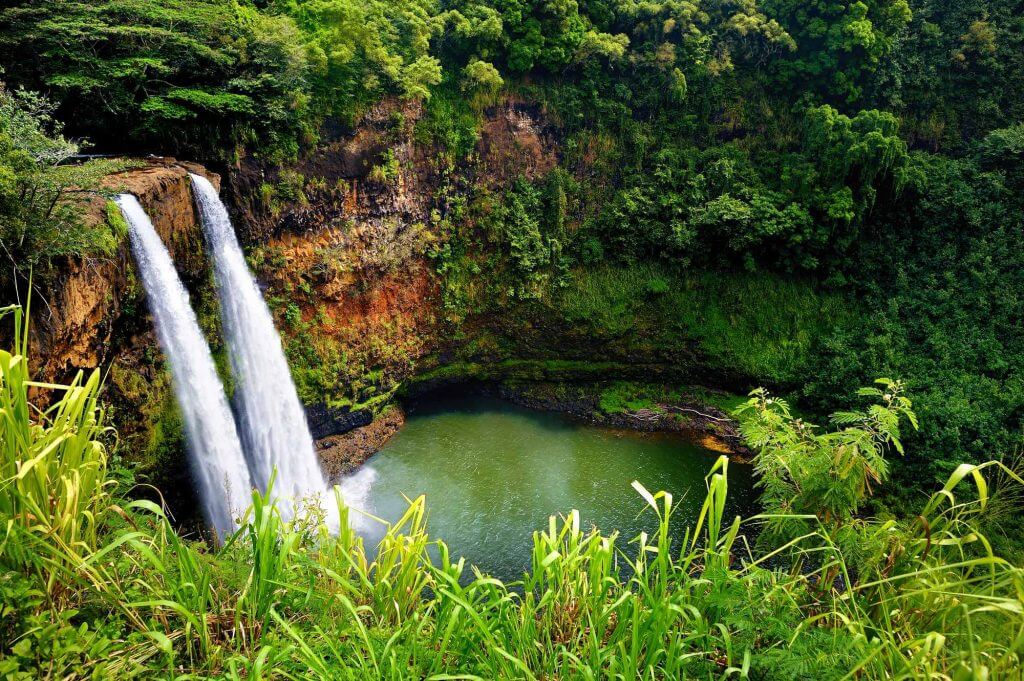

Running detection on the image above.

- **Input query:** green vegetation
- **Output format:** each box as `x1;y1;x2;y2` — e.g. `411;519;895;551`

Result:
595;381;746;418
0;83;138;289
3;0;1023;471
1;1;313;160
0;0;446;160
559;265;854;381
3;309;1023;678
3;0;1024;676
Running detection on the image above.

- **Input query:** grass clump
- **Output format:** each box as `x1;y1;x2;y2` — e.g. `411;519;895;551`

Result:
0;303;112;600
598;381;659;414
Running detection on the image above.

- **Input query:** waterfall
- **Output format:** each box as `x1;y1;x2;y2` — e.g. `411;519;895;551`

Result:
116;195;252;537
189;174;339;522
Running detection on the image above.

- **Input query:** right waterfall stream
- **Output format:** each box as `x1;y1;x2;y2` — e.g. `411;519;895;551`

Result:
190;174;370;523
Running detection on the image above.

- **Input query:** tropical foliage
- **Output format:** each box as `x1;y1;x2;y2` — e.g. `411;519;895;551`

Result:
2;0;1019;499
1;319;1021;678
2;0;1024;676
0;83;133;285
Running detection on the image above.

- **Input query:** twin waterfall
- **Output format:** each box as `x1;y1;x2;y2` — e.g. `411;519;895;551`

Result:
116;195;252;535
118;178;344;536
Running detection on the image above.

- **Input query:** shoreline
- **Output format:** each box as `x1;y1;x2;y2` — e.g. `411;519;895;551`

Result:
315;379;751;478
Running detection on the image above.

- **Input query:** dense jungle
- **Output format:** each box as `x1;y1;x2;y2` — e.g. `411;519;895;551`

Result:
1;0;1024;678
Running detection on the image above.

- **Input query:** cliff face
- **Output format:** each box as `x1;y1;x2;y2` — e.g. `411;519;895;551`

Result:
34;160;219;382
223;96;565;417
17;160;221;498
217;96;741;463
0;87;754;507
24;96;733;484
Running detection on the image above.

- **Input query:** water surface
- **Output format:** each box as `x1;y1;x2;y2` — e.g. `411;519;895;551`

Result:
349;395;755;582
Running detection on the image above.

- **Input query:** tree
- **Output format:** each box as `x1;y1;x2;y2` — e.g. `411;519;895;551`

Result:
0;1;313;160
462;59;504;95
279;0;442;122
979;123;1024;190
0;84;126;284
763;0;912;102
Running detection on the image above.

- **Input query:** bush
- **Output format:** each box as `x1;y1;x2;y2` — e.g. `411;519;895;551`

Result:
0;84;134;284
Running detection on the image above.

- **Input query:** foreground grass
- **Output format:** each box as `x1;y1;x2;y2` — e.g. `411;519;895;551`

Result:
2;304;1022;679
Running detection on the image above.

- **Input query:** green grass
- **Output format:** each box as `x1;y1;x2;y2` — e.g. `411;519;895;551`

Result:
2;304;1022;679
105;199;130;241
409;357;628;386
598;381;662;414
559;264;856;384
594;381;748;418
413;84;483;164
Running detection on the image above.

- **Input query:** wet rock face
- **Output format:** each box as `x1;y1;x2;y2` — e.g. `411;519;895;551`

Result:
33;159;220;383
477;99;559;187
228;98;436;243
316;406;406;479
219;94;568;411
306;403;374;440
14;160;224;492
33;97;570;454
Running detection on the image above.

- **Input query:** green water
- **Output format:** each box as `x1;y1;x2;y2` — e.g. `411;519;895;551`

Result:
351;396;755;582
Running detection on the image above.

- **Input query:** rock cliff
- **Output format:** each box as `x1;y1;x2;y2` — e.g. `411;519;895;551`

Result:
15;160;222;499
22;96;739;492
34;160;218;382
221;96;568;416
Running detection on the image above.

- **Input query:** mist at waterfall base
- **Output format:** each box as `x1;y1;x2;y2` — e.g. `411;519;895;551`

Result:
190;174;374;527
116;195;252;537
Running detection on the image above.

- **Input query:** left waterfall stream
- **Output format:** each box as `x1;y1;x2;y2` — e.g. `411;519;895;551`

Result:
117;194;252;537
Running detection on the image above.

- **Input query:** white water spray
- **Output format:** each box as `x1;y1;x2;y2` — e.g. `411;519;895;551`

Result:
117;195;252;537
190;174;364;523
